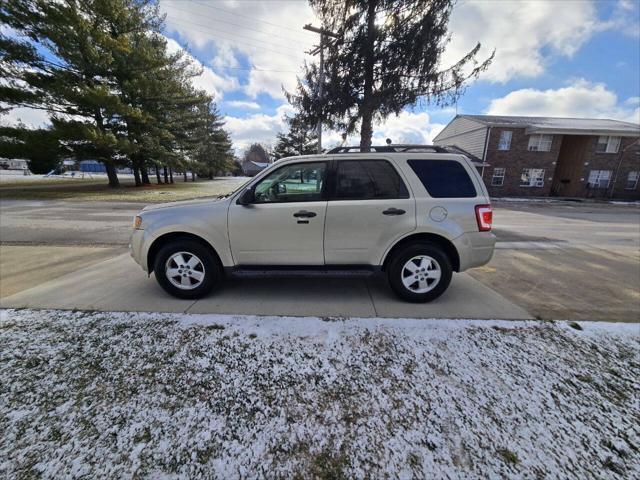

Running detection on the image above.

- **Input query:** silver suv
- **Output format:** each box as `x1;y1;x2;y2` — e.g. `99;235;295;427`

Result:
130;146;495;303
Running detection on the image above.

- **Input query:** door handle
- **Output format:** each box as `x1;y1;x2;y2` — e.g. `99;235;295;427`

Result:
382;208;406;216
293;210;317;218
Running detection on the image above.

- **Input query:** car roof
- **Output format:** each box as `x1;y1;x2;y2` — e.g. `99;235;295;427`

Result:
327;145;450;154
278;151;471;163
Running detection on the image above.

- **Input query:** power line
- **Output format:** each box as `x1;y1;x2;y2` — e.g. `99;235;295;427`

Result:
163;0;318;37
167;17;308;59
165;14;308;53
164;3;315;46
216;65;301;73
165;0;310;1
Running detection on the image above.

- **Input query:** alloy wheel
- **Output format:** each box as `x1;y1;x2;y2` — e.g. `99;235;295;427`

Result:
401;255;442;294
165;251;206;290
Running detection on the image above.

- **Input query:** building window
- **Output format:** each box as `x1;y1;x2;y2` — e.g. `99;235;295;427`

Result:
491;168;506;186
596;136;621;154
520;168;545;187
527;134;553;152
626;171;639;190
497;131;512;151
587;170;612;189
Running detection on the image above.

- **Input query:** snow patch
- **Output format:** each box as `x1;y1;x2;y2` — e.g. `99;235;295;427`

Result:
1;309;638;478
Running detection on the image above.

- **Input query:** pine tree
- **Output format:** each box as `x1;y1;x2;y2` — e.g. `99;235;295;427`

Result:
243;143;270;164
0;0;152;186
286;0;494;151
0;0;222;187
192;101;234;179
273;115;319;160
0;125;63;174
118;33;201;185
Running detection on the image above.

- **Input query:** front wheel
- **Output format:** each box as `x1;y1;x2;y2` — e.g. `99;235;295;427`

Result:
153;240;221;299
387;243;453;303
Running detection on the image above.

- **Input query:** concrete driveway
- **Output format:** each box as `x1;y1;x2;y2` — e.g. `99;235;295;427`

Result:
0;248;530;319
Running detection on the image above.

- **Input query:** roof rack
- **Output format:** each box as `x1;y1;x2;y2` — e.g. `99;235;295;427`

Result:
326;144;451;154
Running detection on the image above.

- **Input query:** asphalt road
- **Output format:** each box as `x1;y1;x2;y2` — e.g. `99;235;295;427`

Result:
473;200;640;321
0;199;143;246
1;196;638;321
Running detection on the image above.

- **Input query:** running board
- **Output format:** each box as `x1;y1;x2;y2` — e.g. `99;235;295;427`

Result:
227;267;379;279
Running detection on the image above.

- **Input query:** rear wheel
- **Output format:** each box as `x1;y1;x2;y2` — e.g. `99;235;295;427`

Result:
153;240;221;299
387;243;452;302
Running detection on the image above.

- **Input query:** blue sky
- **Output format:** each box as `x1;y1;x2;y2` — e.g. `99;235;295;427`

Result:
5;0;640;152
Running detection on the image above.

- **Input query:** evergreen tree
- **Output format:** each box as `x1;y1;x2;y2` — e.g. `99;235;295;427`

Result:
286;0;494;151
243;143;270;164
0;0;233;187
192;101;234;179
122;38;205;185
0;125;63;174
273;115;319;160
0;0;157;186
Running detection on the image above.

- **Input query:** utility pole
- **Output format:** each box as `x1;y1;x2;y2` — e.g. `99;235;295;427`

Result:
303;24;338;154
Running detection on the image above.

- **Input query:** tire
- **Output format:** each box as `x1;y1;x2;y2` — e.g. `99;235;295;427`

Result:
387;243;453;303
153;239;221;299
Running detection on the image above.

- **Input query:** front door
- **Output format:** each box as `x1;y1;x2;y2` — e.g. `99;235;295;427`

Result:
228;161;328;265
324;159;416;265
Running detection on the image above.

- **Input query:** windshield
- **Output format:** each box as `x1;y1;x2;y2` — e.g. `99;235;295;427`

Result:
217;163;281;199
217;176;254;198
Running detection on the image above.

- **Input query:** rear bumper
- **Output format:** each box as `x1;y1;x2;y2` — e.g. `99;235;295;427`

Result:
453;231;496;271
129;229;147;272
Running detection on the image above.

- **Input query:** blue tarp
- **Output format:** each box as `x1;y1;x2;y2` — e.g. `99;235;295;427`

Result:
79;161;106;173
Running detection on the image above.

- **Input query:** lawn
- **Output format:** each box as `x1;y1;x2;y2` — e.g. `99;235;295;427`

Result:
1;310;638;479
0;177;248;202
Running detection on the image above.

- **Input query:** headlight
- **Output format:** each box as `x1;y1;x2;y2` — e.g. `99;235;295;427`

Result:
133;215;143;229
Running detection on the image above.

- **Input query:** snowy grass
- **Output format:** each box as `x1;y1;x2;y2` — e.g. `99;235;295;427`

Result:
1;309;638;479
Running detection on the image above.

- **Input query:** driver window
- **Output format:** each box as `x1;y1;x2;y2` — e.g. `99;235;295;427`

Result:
253;162;327;203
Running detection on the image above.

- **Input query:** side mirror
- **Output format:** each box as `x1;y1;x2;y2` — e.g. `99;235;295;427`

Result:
237;187;254;205
275;182;287;194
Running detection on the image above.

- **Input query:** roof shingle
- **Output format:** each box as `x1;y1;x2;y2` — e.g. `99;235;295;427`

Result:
459;114;640;135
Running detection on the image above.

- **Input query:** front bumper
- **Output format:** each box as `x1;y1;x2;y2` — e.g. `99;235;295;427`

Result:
453;231;496;271
129;229;147;271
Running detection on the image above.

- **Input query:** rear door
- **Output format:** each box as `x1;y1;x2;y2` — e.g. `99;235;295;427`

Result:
323;158;416;265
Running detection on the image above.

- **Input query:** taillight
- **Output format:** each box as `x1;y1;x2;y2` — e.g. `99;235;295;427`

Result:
475;204;492;232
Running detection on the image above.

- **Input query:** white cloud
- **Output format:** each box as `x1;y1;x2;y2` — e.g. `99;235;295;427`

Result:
224;104;293;152
164;37;238;99
605;0;640;38
225;105;446;154
486;79;640;124
160;0;632;100
210;44;240;70
0;107;50;129
319;111;446;150
160;0;315;101
226;100;261;110
371;111;445;146
445;0;600;82
244;69;291;100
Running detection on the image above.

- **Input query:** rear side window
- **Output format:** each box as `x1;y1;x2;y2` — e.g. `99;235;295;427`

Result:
407;160;477;198
334;160;409;200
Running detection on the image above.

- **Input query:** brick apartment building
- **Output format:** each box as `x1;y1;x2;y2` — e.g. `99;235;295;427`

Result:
433;115;640;199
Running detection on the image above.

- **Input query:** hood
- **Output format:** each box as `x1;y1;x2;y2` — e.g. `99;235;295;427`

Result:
142;197;223;212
